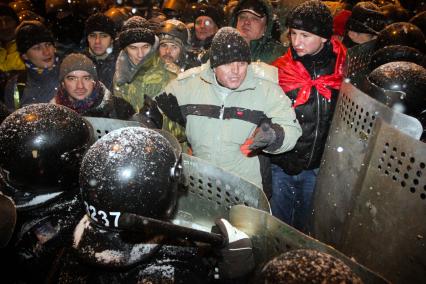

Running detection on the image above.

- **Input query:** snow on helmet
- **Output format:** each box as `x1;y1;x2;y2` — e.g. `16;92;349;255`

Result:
0;104;93;208
369;45;426;71
74;127;182;267
375;22;426;53
366;61;426;116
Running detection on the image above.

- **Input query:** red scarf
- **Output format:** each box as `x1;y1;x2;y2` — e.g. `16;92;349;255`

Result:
272;38;347;108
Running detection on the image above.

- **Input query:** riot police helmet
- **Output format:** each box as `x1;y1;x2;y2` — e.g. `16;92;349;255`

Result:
0;104;94;202
369;45;426;71
375;22;426;53
74;127;182;268
367;61;426;116
409;11;426;34
80;127;182;227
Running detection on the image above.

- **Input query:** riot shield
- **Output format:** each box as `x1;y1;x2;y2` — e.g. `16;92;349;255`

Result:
344;40;377;87
339;119;426;283
312;81;422;247
229;205;389;283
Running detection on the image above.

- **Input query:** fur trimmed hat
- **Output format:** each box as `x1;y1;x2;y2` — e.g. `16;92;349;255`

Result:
287;0;333;39
209;27;251;68
59;53;98;82
85;12;116;38
15;20;55;54
346;2;386;35
118;27;155;50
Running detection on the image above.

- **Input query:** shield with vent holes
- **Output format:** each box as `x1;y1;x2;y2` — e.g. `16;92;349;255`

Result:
312;81;422;247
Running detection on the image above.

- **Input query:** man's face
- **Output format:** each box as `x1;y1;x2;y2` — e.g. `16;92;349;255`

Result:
22;42;56;69
159;41;182;64
125;42;152;65
290;28;327;57
214;61;248;90
62;70;95;101
87;32;112;56
347;30;377;45
195;16;218;41
236;11;267;43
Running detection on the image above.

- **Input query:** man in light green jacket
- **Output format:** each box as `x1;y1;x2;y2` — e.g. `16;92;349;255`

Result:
146;27;301;193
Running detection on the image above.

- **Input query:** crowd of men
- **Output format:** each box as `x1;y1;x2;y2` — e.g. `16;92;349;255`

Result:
0;0;425;282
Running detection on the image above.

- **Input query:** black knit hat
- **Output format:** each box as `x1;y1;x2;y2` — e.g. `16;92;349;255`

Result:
85;12;116;38
15;20;55;54
194;3;224;27
59;53;98;82
118;28;155;50
287;0;333;39
346;2;386;34
210;27;251;68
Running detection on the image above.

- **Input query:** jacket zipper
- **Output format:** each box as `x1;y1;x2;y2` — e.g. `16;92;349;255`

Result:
307;61;320;168
219;104;224;120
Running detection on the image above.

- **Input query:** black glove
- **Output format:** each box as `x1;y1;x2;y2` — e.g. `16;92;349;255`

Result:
241;121;276;156
132;95;163;129
213;218;255;279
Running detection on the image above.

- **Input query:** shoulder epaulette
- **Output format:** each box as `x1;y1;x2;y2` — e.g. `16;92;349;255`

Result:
250;61;279;84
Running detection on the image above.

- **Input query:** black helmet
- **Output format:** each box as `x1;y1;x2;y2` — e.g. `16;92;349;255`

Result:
75;127;181;267
372;0;400;7
0;104;93;198
44;0;71;16
366;61;426;116
158;19;190;47
80;127;181;224
104;6;134;32
375;22;426;53
381;4;410;24
9;0;34;14
369;45;426;71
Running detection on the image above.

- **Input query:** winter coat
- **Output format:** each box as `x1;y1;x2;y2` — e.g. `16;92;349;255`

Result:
113;47;177;113
0;40;25;72
84;49;118;91
155;61;302;189
229;0;287;64
270;40;346;175
3;62;60;111
51;81;135;120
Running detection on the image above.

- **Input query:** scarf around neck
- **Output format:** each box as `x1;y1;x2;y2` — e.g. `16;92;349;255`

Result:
272;38;347;108
55;81;103;113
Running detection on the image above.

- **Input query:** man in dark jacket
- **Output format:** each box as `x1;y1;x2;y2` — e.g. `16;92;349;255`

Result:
83;13;118;91
3;20;59;111
51;53;134;119
271;0;347;233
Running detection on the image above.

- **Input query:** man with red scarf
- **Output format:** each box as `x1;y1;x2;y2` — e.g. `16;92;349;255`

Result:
270;0;346;233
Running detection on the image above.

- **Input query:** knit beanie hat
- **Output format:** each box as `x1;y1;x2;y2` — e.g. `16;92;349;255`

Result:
85;12;116;38
346;2;386;34
210;27;251;68
121;16;150;32
118;27;156;50
194;3;224;27
59;53;98;82
15;20;55;54
287;0;333;39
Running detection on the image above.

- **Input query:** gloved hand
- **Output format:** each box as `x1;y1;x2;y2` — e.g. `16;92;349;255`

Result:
240;121;276;156
213;218;255;279
132;95;163;129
